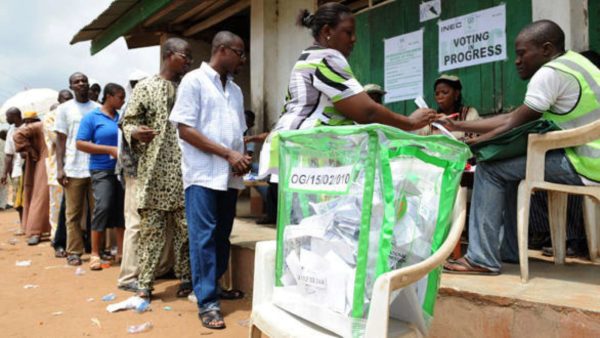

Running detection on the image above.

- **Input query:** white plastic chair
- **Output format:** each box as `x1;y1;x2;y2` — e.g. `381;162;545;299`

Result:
249;187;467;338
517;119;600;283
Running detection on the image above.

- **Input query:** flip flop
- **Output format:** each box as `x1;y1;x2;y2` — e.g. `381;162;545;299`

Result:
67;254;82;266
89;255;103;271
443;257;500;275
199;309;226;330
118;281;139;293
27;235;40;246
219;288;245;300
136;288;152;301
54;247;67;258
100;251;114;261
176;282;193;298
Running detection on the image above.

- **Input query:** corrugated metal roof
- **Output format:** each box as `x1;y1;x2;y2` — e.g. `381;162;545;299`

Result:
71;0;250;55
70;0;138;44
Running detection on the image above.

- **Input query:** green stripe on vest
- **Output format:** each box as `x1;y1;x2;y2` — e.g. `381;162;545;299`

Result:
542;51;600;182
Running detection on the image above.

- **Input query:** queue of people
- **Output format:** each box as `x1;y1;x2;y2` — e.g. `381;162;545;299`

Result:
2;32;250;330
2;1;598;332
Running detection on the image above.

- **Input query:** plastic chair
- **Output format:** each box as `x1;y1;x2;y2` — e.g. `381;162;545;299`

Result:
249;187;467;338
517;119;600;283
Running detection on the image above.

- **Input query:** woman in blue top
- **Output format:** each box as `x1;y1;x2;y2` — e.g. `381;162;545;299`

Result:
76;83;125;271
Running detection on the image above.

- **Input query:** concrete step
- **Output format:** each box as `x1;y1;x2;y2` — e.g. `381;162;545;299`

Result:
223;217;276;294
431;256;600;338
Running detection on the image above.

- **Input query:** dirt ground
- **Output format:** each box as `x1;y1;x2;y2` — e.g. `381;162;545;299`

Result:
0;209;252;338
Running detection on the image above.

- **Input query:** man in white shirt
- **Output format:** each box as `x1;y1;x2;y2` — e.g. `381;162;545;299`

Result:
54;72;100;266
170;31;251;330
1;107;24;228
443;20;600;275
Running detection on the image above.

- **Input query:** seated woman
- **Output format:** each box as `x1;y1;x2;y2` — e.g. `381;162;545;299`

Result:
259;3;437;178
418;75;480;139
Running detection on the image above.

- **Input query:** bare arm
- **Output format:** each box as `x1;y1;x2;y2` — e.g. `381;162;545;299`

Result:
244;132;269;144
177;124;251;174
333;92;437;131
56;132;68;186
463;105;542;144
448;113;512;134
1;154;13;184
76;140;118;158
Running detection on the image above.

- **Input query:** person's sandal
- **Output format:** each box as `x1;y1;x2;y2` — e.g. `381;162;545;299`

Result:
100;250;113;261
27;235;41;246
118;281;139;293
219;288;245;300
176;282;193;298
443;257;499;275
89;255;103;271
66;254;82;266
199;309;226;330
54;247;67;258
136;289;152;301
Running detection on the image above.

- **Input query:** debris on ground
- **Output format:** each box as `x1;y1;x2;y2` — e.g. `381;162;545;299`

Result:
91;318;101;328
106;296;149;313
127;322;152;334
44;264;70;270
101;293;116;301
237;319;250;327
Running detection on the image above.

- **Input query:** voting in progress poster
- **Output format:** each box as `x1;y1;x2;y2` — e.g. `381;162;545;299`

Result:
438;4;507;72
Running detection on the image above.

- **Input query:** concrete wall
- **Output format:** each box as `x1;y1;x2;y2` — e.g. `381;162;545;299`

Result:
250;0;314;132
532;0;588;51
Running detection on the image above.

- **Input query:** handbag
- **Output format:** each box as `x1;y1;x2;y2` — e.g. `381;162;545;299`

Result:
470;119;561;162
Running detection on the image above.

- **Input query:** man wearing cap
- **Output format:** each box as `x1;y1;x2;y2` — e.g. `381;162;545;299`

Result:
13;111;50;245
364;84;386;104
443;20;600;274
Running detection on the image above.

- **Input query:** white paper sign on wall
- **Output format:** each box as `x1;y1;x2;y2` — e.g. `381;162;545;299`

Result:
384;29;424;103
438;4;507;72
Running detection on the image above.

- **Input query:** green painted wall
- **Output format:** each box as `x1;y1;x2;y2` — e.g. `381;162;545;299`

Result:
589;0;600;53
349;0;532;116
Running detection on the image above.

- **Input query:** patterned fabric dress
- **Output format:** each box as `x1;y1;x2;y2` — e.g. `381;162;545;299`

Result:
121;75;190;291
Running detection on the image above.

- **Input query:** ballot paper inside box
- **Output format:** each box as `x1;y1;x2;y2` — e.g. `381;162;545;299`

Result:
272;124;471;337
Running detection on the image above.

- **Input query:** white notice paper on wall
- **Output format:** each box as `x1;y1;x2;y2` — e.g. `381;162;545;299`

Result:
384;29;424;104
438;4;507;72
